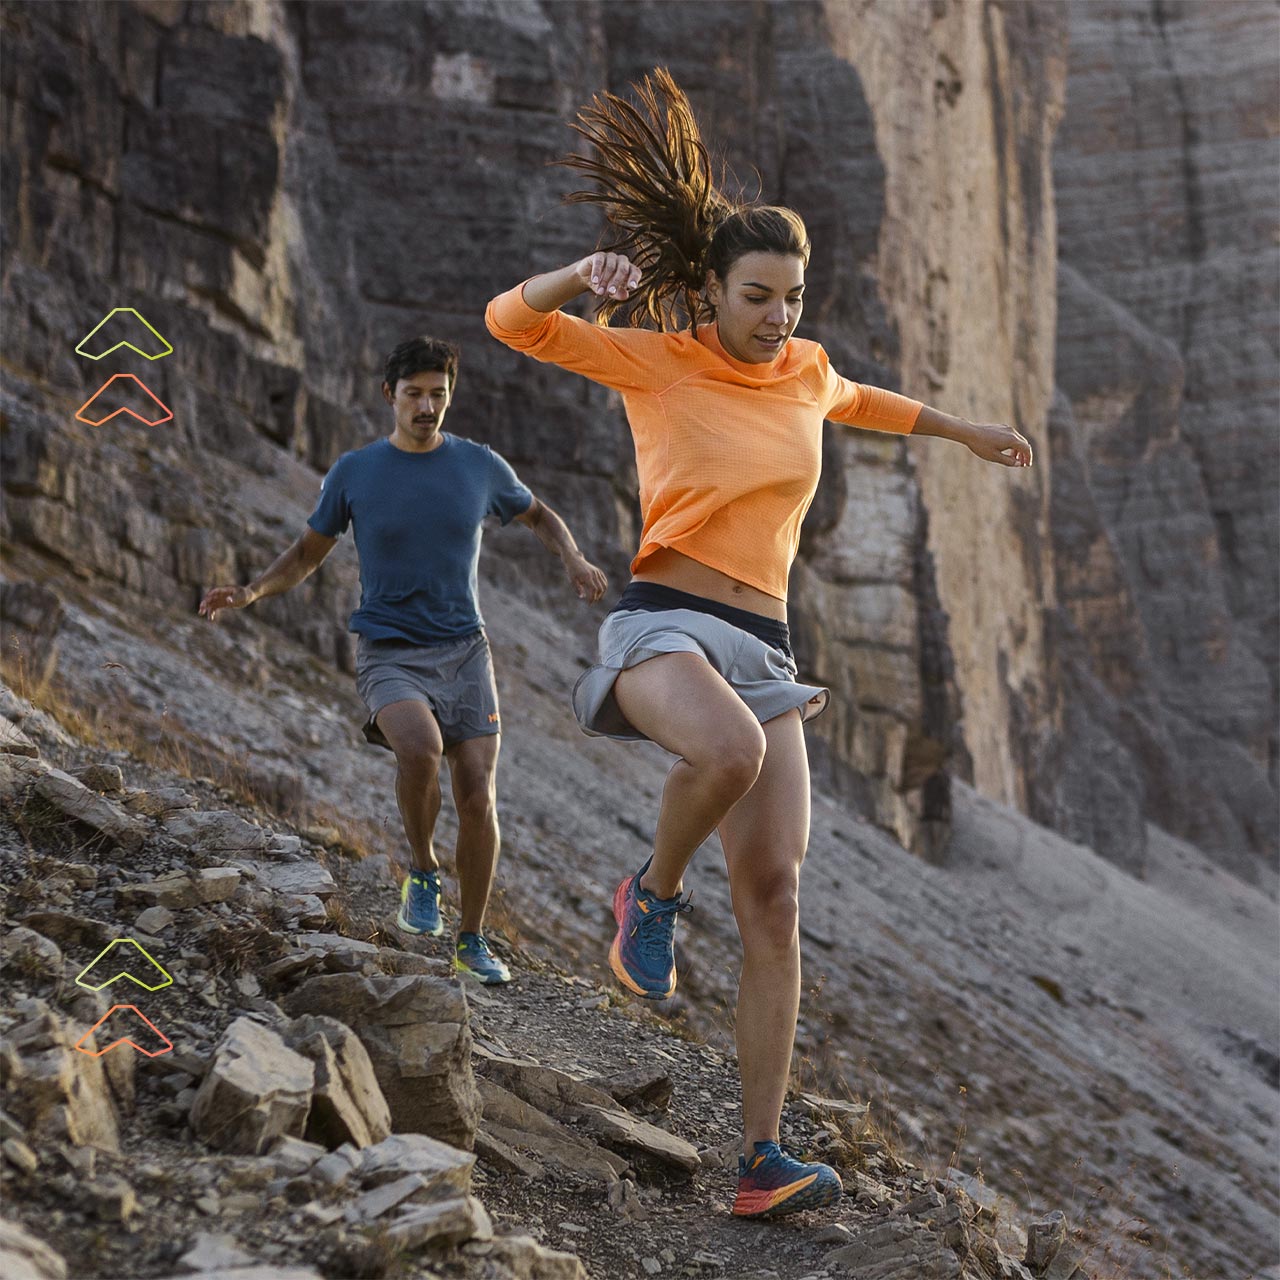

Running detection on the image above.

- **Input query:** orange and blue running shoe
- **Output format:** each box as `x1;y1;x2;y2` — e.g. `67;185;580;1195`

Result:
609;857;691;1000
732;1141;843;1219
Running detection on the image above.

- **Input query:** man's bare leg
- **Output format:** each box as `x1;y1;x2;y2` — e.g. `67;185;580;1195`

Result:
373;700;445;873
445;733;501;934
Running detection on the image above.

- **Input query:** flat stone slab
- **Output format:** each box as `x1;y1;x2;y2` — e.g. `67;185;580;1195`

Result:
162;809;271;856
238;861;336;899
357;1132;475;1194
34;769;147;852
480;1056;698;1174
0;716;39;757
117;868;241;910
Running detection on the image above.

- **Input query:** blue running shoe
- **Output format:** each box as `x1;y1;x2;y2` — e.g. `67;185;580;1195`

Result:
609;857;691;1000
396;868;443;936
455;932;512;985
733;1141;843;1218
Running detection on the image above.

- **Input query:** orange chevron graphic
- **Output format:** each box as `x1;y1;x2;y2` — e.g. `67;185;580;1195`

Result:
75;374;173;427
73;1004;174;1058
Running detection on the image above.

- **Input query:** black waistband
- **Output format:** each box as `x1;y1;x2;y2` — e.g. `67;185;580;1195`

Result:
612;582;792;657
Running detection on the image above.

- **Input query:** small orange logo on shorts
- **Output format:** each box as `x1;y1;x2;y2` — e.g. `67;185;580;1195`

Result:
488;713;500;723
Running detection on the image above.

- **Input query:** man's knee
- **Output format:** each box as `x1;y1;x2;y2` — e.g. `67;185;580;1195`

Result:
393;733;443;779
455;775;497;825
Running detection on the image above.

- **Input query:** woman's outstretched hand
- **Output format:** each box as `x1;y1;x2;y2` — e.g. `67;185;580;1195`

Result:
575;252;642;301
963;422;1034;468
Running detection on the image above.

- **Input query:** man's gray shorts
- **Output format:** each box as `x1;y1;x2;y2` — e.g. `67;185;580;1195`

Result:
572;607;830;742
355;630;500;750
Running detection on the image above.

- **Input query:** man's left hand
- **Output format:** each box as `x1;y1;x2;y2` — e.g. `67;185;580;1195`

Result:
566;555;608;603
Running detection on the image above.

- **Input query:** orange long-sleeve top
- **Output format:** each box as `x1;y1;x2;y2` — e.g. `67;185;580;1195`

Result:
485;282;923;600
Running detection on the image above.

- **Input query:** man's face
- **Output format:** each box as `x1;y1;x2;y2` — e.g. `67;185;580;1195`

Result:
384;368;452;446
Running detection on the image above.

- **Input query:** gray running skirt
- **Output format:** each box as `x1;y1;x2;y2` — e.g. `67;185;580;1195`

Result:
572;607;830;742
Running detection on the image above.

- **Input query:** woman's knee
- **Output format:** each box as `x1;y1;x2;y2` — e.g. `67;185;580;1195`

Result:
693;723;766;795
734;872;801;952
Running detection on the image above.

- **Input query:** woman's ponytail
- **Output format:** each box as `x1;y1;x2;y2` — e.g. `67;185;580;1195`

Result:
560;69;812;331
558;68;734;330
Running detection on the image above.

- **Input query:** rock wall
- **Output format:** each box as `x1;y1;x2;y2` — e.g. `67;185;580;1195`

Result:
2;0;1060;860
814;0;1066;851
1044;0;1278;876
1;0;1272;874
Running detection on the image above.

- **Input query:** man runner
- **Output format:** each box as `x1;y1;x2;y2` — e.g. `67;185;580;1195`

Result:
199;336;607;984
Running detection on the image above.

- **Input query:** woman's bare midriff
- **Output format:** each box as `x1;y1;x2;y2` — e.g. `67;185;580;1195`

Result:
631;547;787;622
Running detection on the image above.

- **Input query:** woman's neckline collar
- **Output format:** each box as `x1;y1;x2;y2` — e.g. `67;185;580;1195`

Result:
697;324;789;377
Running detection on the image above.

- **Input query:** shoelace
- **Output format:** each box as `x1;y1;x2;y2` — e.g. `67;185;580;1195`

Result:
745;1141;809;1174
460;935;492;957
630;895;692;965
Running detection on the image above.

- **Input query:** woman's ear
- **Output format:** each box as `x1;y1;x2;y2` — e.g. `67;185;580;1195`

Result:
705;270;721;308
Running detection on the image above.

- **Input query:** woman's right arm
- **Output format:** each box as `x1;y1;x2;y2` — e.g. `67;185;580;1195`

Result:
485;254;662;394
521;253;642;312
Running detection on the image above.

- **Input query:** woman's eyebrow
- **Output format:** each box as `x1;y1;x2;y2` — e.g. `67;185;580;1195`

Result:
741;282;805;292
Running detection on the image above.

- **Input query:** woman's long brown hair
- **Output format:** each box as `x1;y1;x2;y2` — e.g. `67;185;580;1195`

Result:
558;68;809;331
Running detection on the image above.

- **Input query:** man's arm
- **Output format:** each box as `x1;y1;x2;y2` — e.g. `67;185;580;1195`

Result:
198;527;337;622
514;497;608;603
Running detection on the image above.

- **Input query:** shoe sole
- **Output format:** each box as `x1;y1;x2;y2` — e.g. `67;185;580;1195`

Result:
732;1173;843;1219
609;875;675;1000
395;909;444;938
455;960;511;986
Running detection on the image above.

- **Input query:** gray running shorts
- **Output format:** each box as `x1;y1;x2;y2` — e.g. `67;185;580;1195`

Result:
572;607;830;742
355;630;500;750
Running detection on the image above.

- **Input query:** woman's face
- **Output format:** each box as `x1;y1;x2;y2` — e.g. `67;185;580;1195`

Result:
706;251;806;364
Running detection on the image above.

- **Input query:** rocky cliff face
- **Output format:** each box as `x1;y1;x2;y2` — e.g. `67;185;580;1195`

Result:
0;0;1069;864
1042;0;1278;877
1;3;1273;895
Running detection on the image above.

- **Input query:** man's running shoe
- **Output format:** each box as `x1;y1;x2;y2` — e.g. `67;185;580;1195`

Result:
609;857;691;1000
455;932;511;985
732;1141;843;1219
396;868;443;936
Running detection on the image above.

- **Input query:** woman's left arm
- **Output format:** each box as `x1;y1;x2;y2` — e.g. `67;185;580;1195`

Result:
911;406;1033;468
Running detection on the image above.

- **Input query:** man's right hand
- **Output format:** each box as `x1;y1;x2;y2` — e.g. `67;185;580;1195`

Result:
198;584;255;623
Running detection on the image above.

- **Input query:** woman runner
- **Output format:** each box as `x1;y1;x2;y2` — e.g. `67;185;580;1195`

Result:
485;69;1032;1219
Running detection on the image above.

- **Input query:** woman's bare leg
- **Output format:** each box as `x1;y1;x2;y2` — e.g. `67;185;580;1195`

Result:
612;652;766;898
717;709;810;1153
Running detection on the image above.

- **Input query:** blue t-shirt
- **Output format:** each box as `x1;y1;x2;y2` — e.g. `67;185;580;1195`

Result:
307;434;533;644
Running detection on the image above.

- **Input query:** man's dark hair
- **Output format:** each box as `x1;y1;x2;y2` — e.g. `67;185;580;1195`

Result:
383;337;460;392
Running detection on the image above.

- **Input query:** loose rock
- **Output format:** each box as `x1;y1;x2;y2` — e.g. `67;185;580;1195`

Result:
189;1017;314;1155
117;868;241;910
285;973;479;1148
283;1015;391;1150
33;770;147;852
0;1217;68;1279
